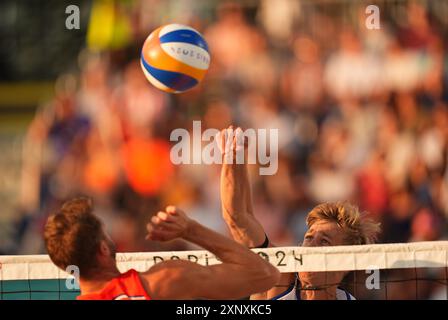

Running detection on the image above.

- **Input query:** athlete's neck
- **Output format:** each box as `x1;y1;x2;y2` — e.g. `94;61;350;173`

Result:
79;265;121;294
299;285;338;300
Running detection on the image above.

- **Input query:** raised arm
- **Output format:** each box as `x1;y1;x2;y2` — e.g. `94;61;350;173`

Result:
140;206;280;300
219;127;266;247
219;126;295;299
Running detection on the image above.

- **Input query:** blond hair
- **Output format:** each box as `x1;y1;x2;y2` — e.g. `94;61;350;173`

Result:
306;202;381;245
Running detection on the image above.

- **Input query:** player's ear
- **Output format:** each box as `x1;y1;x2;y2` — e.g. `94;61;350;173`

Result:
99;239;110;257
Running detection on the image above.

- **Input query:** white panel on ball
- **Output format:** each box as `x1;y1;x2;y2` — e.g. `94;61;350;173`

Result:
161;42;210;70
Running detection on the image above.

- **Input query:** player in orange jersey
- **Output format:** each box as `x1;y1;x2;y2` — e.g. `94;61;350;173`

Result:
43;197;280;300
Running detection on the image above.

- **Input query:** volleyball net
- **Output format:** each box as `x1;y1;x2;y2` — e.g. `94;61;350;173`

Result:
1;241;447;300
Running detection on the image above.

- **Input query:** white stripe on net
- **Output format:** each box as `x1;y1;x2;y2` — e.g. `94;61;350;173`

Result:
0;241;447;280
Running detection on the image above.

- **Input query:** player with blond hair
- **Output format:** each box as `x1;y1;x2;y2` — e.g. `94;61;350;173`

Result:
218;126;381;300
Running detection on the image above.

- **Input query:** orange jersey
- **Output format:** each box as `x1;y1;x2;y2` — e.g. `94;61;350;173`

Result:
77;269;151;300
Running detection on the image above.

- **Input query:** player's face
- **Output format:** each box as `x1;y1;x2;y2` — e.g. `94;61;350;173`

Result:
299;220;347;290
302;220;346;247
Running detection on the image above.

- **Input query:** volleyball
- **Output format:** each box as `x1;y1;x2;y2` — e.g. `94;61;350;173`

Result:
140;24;210;93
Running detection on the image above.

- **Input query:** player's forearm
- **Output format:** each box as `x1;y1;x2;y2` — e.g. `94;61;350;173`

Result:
184;219;265;267
221;162;266;247
225;214;267;247
221;162;246;223
184;220;280;297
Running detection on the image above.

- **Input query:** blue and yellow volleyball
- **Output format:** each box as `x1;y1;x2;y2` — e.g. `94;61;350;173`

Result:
140;24;210;93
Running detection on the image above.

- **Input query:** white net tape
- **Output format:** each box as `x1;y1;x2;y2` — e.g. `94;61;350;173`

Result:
1;241;447;280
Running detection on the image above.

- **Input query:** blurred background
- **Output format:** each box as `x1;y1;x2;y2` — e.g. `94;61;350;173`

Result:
0;0;448;299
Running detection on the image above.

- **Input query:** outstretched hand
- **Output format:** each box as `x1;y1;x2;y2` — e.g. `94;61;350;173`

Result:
146;206;192;242
216;126;245;162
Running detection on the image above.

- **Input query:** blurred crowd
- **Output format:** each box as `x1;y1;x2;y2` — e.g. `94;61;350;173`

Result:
5;0;448;299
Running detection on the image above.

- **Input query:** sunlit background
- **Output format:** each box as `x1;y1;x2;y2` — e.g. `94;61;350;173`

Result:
0;0;448;299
